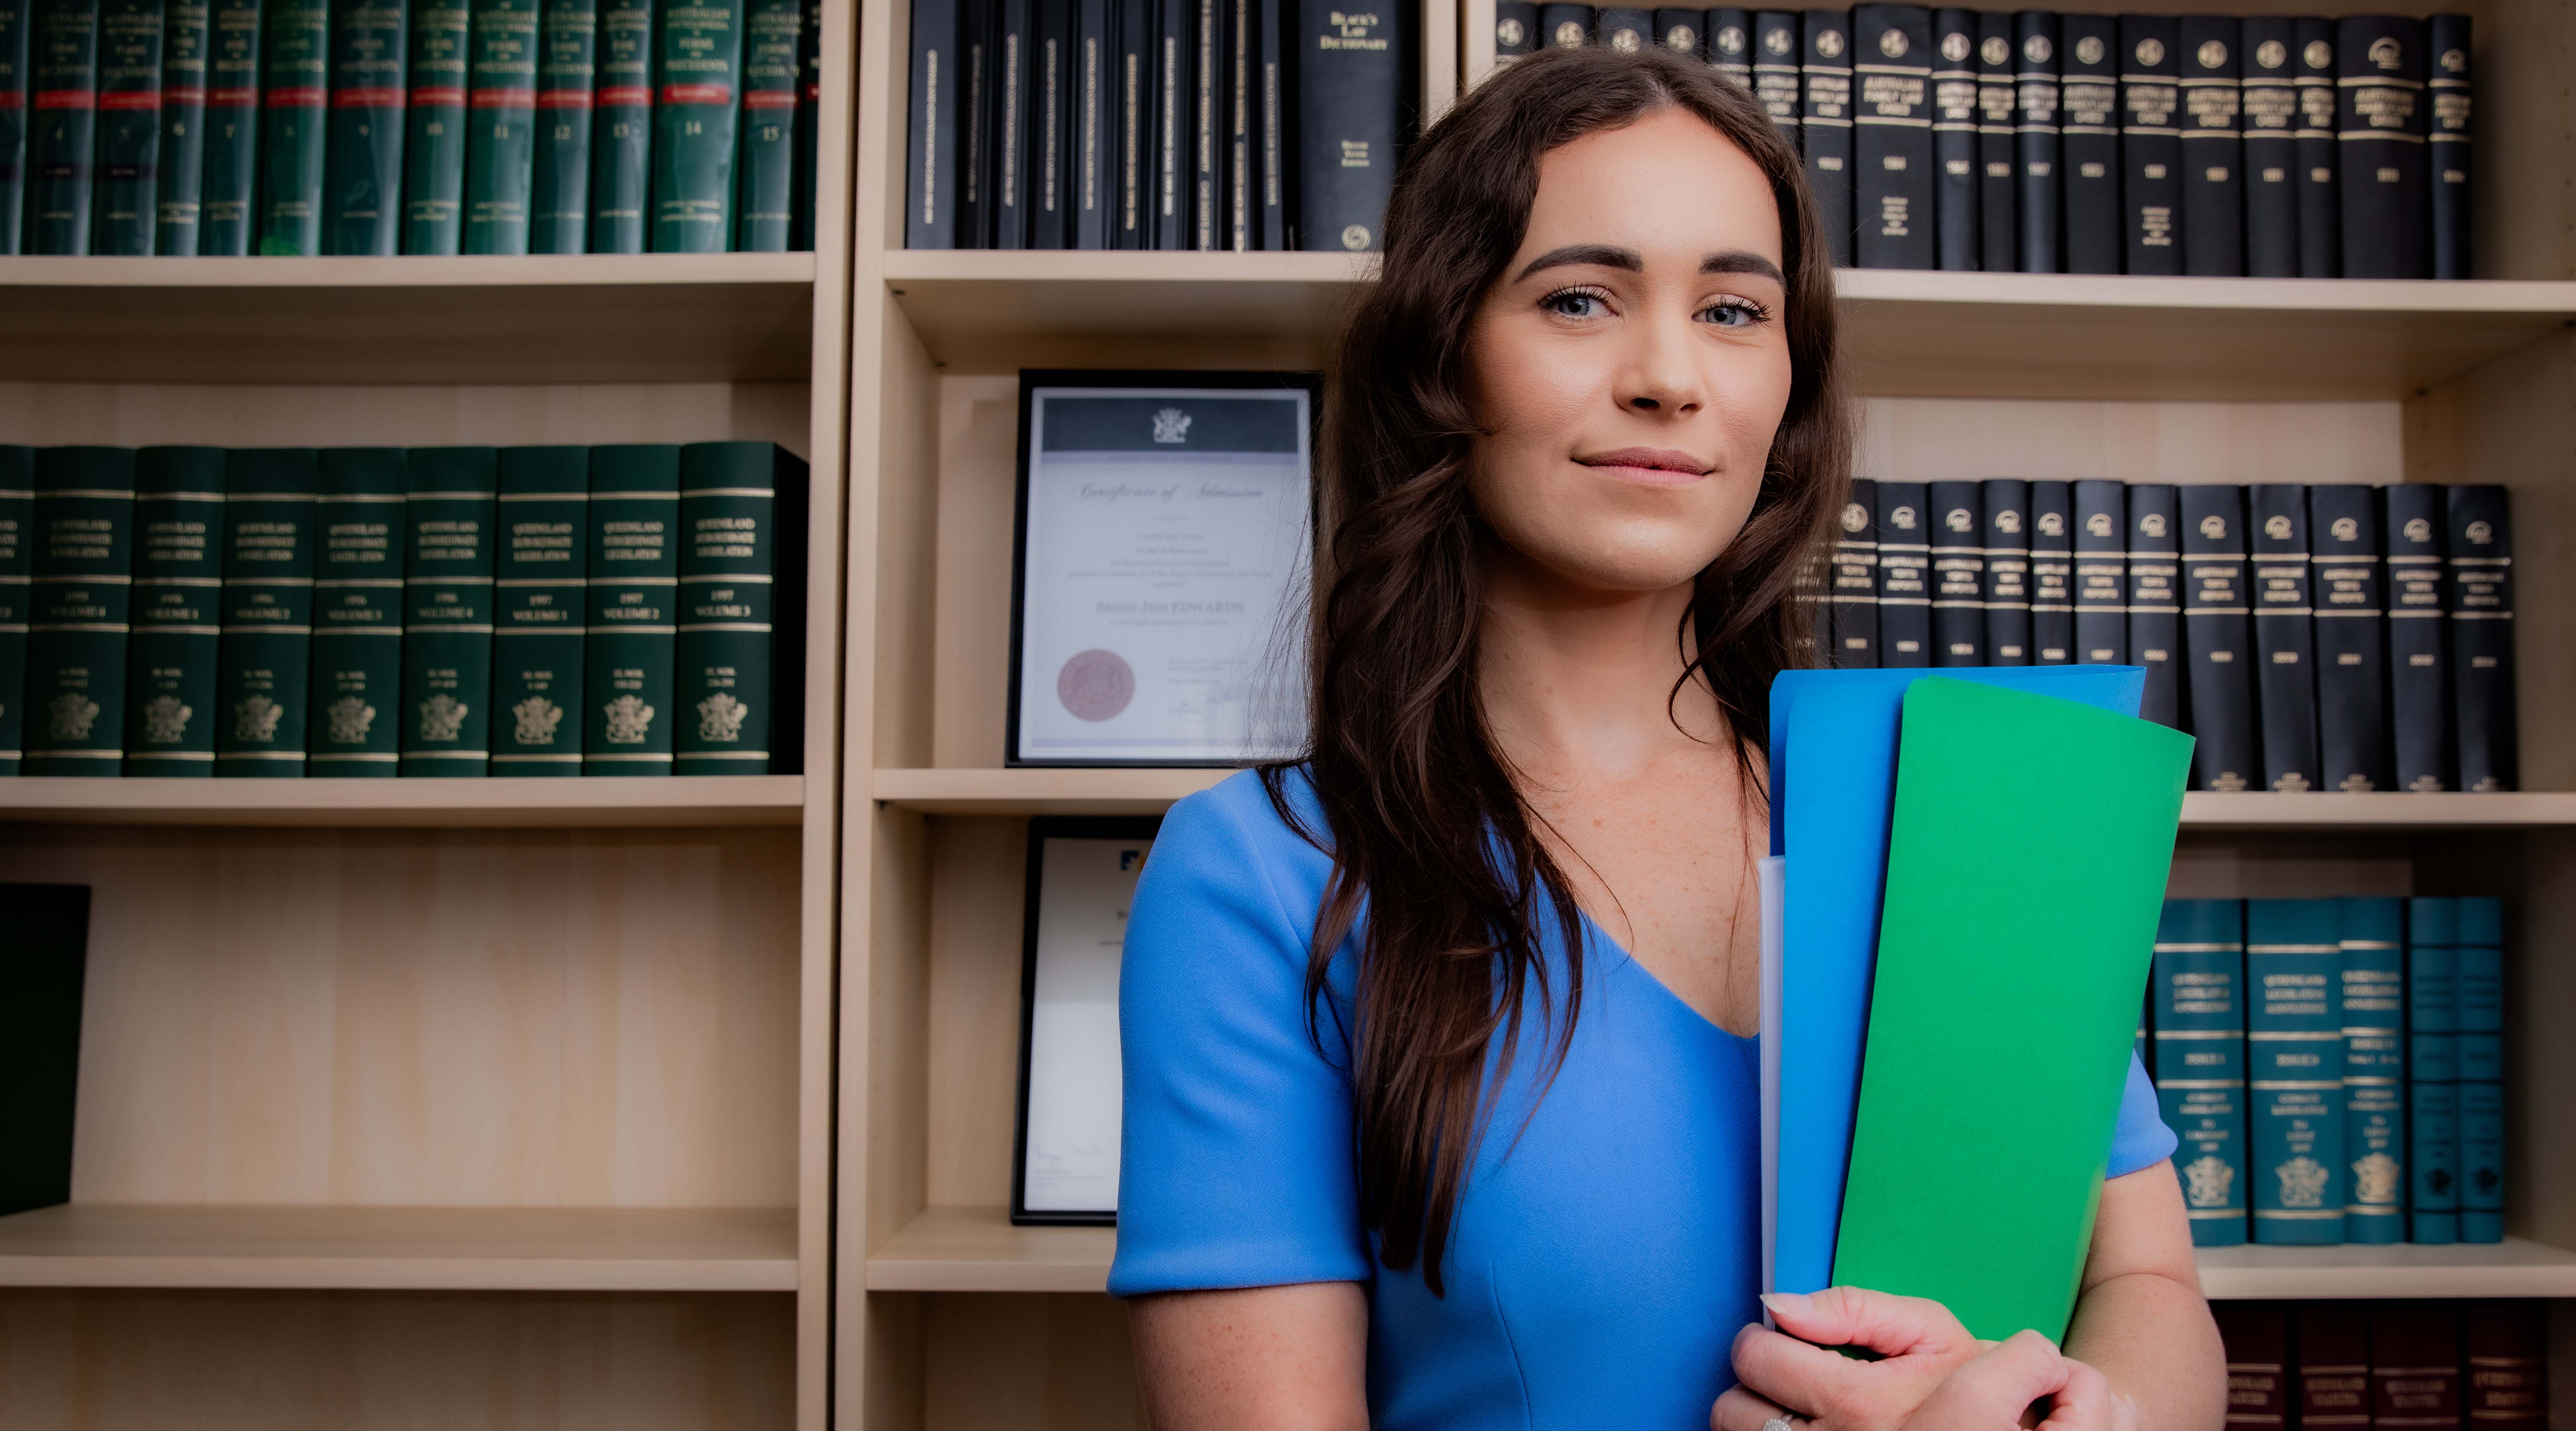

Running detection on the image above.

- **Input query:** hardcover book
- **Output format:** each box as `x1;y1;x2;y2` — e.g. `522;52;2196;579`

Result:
648;0;741;250
2246;898;2345;1245
92;0;162;254
2383;483;2449;791
2116;12;2179;275
990;0;1030;248
1492;0;1532;63
1150;0;1183;249
1707;7;1749;90
584;444;679;773
1534;0;1586;49
2249;483;2319;792
23;448;135;776
733;0;792;249
492;445;586;773
1872;479;1927;667
2336;15;2426;279
462;0;537;253
1030;0;1067;249
0;448;31;772
2407;895;2459;1244
905;0;956;246
2056;12;2117;274
2124;482;2180;729
528;0;595;252
214;449;319;777
121;446;224;775
2177;13;2239;276
2239;15;2295;277
2339;896;2405;1244
2213;1301;2288;1429
1071;0;1107;248
1851;4;1930;271
1651;7;1696;61
2455;896;2502;1243
0;2;29;252
1292;0;1410;251
398;446;498;776
1968;8;2008;272
1829;476;1877;668
306;447;406;776
27;0;104;254
2151;898;2248;1247
1979;478;2028;664
255;0;329;254
398;0;465;251
196;0;255;251
2298;1301;2372;1431
2179;483;2255;791
2008;10;2055;273
1594;5;1644;52
2309;484;2391;793
2072;478;2125;665
322;0;406;254
2446;484;2514;791
675;441;805;775
2428;14;2468;280
1253;0;1280;249
2372;1303;2463;1429
2464;1301;2546;1427
789;0;814;246
1801;9;1852;266
1926;478;1981;664
2029;479;2071;663
2292;15;2334;277
0;884;87;1219
588;0;647;250
1750;10;1798;148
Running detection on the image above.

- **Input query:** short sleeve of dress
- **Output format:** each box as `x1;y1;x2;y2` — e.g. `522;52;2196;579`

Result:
1108;775;1373;1298
2106;1050;2178;1179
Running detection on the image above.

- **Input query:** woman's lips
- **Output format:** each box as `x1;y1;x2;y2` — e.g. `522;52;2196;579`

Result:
1578;448;1712;487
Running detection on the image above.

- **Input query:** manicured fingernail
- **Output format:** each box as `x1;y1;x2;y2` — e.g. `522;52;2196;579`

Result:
1760;1292;1810;1316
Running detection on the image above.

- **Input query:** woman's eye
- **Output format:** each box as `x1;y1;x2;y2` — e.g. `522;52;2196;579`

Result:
1701;298;1769;328
1541;288;1608;319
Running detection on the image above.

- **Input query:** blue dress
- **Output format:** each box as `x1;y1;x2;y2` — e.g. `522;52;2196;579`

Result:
1112;768;2178;1431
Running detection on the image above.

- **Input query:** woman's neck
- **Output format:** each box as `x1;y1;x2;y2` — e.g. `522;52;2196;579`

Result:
1475;540;1726;781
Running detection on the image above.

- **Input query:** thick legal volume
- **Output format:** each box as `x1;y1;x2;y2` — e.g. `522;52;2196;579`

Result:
2293;14;2335;277
2152;898;2248;1247
2180;485;2255;791
2240;16;2295;277
989;0;1030;248
28;0;104;254
1709;7;1749;91
1980;478;2029;663
2298;1302;2372;1431
1926;478;1981;663
1873;480;1928;666
0;885;88;1218
0;5;31;253
2446;484;2514;791
1152;0;1188;249
906;0;960;246
588;0;649;251
1293;0;1409;252
1111;0;1145;247
2383;483;2449;791
306;447;406;776
585;444;680;773
1026;0;1066;249
399;0;467;253
198;0;258;254
790;0;817;248
1492;0;1534;61
92;0;162;255
122;446;225;775
2057;12;2116;274
1829;476;1878;667
1073;0;1111;247
255;0;329;255
323;0;408;256
2177;14;2239;276
2428;14;2468;279
492;446;587;774
2029;479;2072;663
2246;898;2344;1245
2072;478;2125;665
23;448;134;776
529;0;600;254
648;0;742;251
2455;896;2502;1243
2336;15;2427;280
2249;484;2319;792
153;0;210;254
2116;13;2179;275
2309;484;2391;792
1595;4;1646;52
1927;7;1973;271
399;446;498;776
1802;8;1853;266
2339;896;2406;1243
2464;1302;2548;1428
2372;1304;2463;1430
2009;11;2057;274
1534;1;1588;51
214;449;319;776
2212;1301;2287;1428
2126;482;2180;729
1970;10;2009;271
1751;10;1799;147
2407;896;2460;1244
676;441;806;774
0;448;31;772
1653;8;1695;61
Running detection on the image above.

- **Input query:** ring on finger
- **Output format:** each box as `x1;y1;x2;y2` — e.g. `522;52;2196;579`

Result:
1761;1415;1801;1431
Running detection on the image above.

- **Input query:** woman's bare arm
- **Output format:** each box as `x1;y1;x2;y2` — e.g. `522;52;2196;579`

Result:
1130;1282;1372;1431
2061;1162;2227;1431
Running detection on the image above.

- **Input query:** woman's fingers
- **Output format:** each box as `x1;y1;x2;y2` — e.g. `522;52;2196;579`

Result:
1713;1385;1795;1431
1732;1320;1884;1415
1764;1287;1981;1359
1906;1330;2075;1431
2030;1359;2126;1431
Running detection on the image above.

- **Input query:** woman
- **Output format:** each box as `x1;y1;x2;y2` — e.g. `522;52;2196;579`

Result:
1111;43;2224;1431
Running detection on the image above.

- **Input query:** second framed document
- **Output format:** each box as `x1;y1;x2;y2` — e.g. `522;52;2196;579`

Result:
1013;816;1161;1225
1009;370;1320;766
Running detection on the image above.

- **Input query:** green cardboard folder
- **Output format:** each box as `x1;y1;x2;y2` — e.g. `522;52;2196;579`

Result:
1831;678;2193;1343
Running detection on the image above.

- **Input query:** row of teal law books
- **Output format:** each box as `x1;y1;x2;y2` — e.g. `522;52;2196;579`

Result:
1;0;820;256
0;441;807;776
2146;896;2505;1248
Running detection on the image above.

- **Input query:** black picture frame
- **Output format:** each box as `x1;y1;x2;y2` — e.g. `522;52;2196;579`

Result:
1005;368;1325;767
1010;814;1165;1226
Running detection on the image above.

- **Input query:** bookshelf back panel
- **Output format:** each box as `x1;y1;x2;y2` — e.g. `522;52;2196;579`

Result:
919;1292;1140;1431
925;816;1033;1211
0;382;812;456
0;825;801;1208
0;1287;792;1431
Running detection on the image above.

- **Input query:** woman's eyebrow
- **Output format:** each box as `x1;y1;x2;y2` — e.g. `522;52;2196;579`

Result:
1702;250;1786;284
1512;244;1642;280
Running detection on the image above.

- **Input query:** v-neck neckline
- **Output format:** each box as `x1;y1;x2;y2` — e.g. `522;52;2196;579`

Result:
1573;907;1756;1044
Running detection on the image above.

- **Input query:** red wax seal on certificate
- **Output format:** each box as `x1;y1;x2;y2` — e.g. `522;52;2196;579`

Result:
1057;650;1135;722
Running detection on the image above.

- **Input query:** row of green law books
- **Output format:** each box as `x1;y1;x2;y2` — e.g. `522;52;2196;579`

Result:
2;0;821;256
2145;896;2504;1249
0;441;808;776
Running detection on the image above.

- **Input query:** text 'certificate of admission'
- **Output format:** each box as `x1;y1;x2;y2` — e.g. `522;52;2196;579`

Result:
1015;386;1311;763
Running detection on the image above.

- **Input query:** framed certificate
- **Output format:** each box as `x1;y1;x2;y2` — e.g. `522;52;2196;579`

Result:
1009;370;1321;766
1012;816;1161;1225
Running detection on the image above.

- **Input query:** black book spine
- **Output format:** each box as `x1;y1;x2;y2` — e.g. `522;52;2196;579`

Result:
1255;0;1280;246
1831;477;1879;668
1032;0;1069;248
1803;9;1853;266
1596;4;1646;51
1536;1;1589;50
2073;478;2126;665
1875;481;1929;666
2249;482;2320;792
1652;7;1695;61
2011;10;2057;273
2178;14;2241;276
2181;483;2258;791
1115;0;1147;246
2383;483;2451;791
992;0;1032;248
1971;10;2011;271
2030;478;2073;663
1928;479;1984;664
1152;0;1184;249
1981;478;2031;665
2126;482;2182;728
1224;0;1246;249
961;0;991;245
1493;0;1534;62
1709;7;1750;91
1188;0;1215;247
1292;0;1404;251
1073;0;1108;246
2293;15;2336;277
2336;15;2426;280
906;0;963;246
1752;10;1799;149
2446;484;2514;791
2310;484;2392;793
1854;5;1931;270
1929;7;1974;270
2057;12;2117;274
2240;16;2297;277
2118;13;2180;275
2428;13;2468;280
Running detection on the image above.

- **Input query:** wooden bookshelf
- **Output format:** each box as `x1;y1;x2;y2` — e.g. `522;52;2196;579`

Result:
0;775;808;827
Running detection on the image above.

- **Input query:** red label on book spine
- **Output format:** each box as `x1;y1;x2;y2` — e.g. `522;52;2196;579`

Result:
265;84;326;107
595;84;650;105
410;84;467;106
0;90;23;109
164;85;207;103
801;80;819;99
743;88;794;109
536;88;592;108
98;89;162;110
334;85;405;106
470;87;537;107
34;89;97;109
659;82;731;104
209;85;258;106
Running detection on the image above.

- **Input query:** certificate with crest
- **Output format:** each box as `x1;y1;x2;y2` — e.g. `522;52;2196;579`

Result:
1013;816;1161;1225
1009;371;1319;766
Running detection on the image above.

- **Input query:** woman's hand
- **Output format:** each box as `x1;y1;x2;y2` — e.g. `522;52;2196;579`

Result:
1713;1288;2137;1431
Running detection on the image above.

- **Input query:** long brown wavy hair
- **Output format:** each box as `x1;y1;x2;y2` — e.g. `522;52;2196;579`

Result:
1259;43;1851;1294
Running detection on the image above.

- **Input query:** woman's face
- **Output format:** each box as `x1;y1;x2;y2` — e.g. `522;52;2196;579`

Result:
1466;107;1794;597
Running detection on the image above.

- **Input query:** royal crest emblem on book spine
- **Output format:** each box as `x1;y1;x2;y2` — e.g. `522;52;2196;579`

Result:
2182;1153;2236;1208
417;692;468;743
603;693;656;744
326;696;377;745
2276;1155;2331;1208
141;695;194;745
512;696;564;746
2351;1150;2400;1206
696;692;748;742
233;694;284;743
46;691;100;741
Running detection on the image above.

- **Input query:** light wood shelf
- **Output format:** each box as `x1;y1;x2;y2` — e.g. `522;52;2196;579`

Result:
866;1206;1115;1293
871;766;1228;814
0;774;808;827
0;252;818;385
0;1203;798;1292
